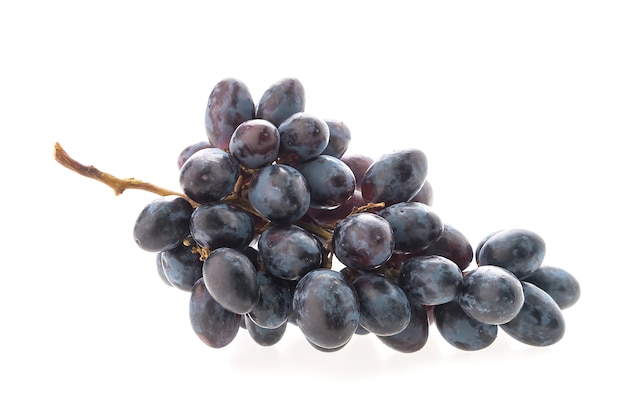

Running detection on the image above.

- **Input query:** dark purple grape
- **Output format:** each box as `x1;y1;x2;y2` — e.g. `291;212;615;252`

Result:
341;154;373;191
521;265;581;309
293;269;359;350
189;203;254;250
377;295;429;353
474;230;503;265
242;246;260;270
352;273;411;336
155;253;172;286
277;112;329;164
160;241;203;291
257;224;322;281
361;149;428;205
177;141;213;169
378;202;444;253
179;148;240;204
244;315;288;347
189;278;241;348
410;179;434;206
416;224;473;271
256;78;305;127
133;196;193;252
307;189;364;228
296;155;356;209
229;119;280;169
306;339;349;352
477;229;546;278
399;255;463;306
202;248;259;315
500;282;566;346
247;164;310;224
205;78;255;149
247;271;293;329
458;265;525;325
332;213;395;270
434;300;498;351
321;119;351;159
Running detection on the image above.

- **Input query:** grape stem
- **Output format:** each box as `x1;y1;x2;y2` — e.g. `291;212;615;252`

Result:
53;142;334;242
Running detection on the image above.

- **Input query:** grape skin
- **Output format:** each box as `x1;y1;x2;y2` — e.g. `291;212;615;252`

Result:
179;148;240;204
189;278;241;349
133;195;193;253
378;201;444;253
416;223;474;271
244;315;288;347
521;265;581;309
477;229;546;278
190;203;255;250
321;119;351;159
277;112;330;165
160;241;203;291
296;155;356;209
247;271;293;329
177;141;213;170
341;154;373;191
434;300;498;351
256;77;305;128
229;119;280;169
377;295;429;353
399;255;463;306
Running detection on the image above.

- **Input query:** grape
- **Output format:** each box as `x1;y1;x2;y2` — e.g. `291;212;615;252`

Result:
332;213;395;270
378;201;444;253
247;271;293;329
155;252;172;286
296;155;356;209
202;247;259;315
341;154;373;191
416;223;473;271
477;229;546;278
398;255;463;306
160;241;203;291
458;265;525;325
229;119;280;169
307;189;365;228
257;224;322;281
256;77;305;127
377;295;429;353
189;202;255;250
352;273;411;336
244;316;288;347
293;269;359;349
361;149;428;204
433;300;498;351
189;278;241;348
205;78;255;149
177;141;213;169
179;148;240;204
410;179;434;206
521;266;581;309
277;112;330;164
321;119;351;159
133;195;193;252
247;164;310;224
500;282;566;346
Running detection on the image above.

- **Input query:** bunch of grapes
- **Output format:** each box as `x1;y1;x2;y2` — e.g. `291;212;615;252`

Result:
121;77;581;353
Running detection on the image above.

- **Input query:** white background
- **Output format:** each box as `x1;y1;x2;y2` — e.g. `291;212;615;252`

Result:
3;1;625;415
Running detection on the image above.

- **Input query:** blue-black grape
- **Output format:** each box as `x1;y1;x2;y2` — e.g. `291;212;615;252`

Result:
410;179;434;206
415;223;473;271
352;273;411;336
293;269;359;349
378;201;444;253
307;189;365;228
177;141;213;169
332;213;395;270
341;154;373;191
256;77;305;127
458;265;525;325
521;265;581;310
296;155;356;209
377;294;429;353
434;300;498;351
247;164;311;224
257;224;323;281
500;282;566;346
361;149;428;205
477;229;546;278
133;195;193;252
179;148;240;204
229;119;280;169
321;119;351;159
189;278;241;348
155;253;172;286
277;112;330;164
202;248;259;315
399;255;463;306
190;202;254;250
244;315;288;347
247;271;293;329
205;78;255;149
160;240;203;291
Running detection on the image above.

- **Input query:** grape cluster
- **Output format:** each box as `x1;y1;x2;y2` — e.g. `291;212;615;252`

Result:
133;77;581;353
